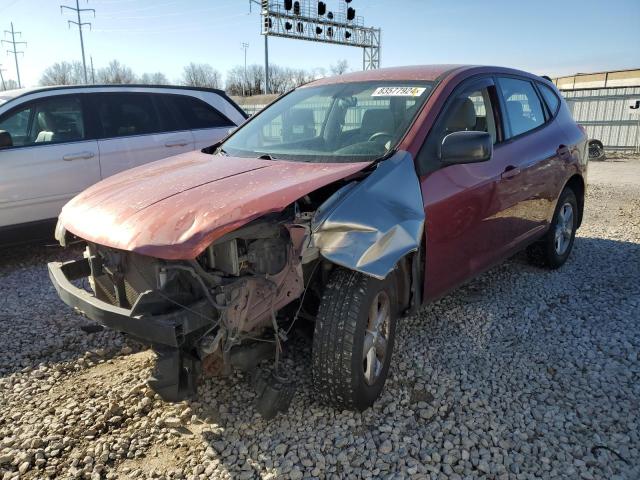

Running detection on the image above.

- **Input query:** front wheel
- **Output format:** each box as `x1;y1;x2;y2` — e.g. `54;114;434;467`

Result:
527;187;578;269
311;268;397;411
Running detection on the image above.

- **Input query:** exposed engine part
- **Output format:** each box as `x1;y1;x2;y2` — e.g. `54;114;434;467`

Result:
221;249;304;335
253;370;295;420
230;342;276;372
207;239;241;276
149;346;201;402
247;237;288;274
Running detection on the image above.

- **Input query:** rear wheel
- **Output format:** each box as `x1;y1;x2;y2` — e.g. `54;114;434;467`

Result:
311;268;397;410
527;187;578;269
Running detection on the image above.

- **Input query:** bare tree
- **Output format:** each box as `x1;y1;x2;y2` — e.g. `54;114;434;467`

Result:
39;61;84;86
139;72;169;85
96;60;136;84
225;66;246;96
1;79;18;91
182;63;221;89
330;60;349;76
246;64;264;95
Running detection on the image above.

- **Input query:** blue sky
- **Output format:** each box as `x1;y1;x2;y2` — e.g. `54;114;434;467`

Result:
1;0;639;87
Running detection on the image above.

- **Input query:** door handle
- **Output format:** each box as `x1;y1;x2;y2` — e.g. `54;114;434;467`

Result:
63;151;95;161
165;140;189;147
501;165;521;179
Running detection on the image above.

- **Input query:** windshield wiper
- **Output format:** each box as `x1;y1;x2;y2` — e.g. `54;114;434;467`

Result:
257;153;277;160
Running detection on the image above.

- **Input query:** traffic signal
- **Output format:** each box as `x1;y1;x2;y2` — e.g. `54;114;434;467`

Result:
347;7;355;20
318;1;326;15
293;1;300;14
284;0;292;10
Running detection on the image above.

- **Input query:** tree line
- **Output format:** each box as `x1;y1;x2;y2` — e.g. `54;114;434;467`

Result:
26;59;351;96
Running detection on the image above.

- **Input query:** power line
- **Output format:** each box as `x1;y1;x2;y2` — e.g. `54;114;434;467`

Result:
61;0;95;84
1;22;26;88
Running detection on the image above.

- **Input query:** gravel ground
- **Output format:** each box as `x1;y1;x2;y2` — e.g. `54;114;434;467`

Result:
1;158;639;480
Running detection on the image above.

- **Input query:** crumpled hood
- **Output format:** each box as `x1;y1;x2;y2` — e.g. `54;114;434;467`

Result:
59;150;370;259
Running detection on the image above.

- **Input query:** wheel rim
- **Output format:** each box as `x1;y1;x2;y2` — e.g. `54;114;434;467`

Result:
554;202;574;255
363;290;390;386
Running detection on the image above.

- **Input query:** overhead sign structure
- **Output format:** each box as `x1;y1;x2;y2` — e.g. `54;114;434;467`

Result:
260;0;381;71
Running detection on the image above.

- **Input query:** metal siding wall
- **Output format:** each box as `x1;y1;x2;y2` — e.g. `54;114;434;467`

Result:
561;86;640;151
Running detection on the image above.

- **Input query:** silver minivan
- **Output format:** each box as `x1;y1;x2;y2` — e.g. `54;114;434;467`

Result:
0;85;247;244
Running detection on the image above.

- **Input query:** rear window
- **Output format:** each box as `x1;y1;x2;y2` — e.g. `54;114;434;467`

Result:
166;95;234;130
537;83;561;116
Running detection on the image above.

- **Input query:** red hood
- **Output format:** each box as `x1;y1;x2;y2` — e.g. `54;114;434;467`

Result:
59;151;369;259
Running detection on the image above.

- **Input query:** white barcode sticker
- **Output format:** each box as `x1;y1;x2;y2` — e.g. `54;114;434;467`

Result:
372;86;426;97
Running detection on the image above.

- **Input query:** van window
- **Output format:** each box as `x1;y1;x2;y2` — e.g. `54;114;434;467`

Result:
94;93;162;138
166;95;234;130
0;105;32;147
0;95;85;147
497;77;546;137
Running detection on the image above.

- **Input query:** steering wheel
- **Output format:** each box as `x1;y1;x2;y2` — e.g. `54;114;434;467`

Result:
368;131;394;143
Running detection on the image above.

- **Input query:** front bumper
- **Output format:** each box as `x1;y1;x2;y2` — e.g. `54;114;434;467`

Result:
47;258;212;348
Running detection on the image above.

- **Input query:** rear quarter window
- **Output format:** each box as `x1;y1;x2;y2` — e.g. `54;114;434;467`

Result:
537;83;561;117
167;95;234;130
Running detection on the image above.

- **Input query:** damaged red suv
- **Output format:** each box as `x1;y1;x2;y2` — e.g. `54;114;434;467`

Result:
49;65;587;417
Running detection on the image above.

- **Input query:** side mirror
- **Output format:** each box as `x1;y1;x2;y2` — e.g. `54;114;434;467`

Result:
0;130;12;149
439;131;492;165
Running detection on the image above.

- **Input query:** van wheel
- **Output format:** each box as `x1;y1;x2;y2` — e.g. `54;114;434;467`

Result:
527;188;578;269
311;268;397;411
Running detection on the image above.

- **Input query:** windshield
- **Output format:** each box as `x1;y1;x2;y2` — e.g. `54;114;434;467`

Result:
221;81;434;163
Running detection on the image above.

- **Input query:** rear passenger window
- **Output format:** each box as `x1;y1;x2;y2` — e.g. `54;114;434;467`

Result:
95;93;162;138
497;78;545;137
537;83;561;116
168;95;234;130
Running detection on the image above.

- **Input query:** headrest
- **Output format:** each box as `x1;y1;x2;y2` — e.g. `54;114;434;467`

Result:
361;109;394;135
447;98;476;131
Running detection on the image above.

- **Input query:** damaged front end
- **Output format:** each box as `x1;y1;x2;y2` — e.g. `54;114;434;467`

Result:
48;151;424;417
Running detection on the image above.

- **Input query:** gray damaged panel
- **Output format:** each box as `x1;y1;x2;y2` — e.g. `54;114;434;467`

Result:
312;151;424;280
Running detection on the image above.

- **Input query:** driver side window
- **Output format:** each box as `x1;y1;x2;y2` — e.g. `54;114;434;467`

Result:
441;89;497;143
417;84;497;175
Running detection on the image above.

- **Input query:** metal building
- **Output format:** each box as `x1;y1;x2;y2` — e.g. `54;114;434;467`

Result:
553;69;640;153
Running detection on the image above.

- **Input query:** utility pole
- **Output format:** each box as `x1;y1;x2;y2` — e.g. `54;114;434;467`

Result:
248;0;269;94
241;42;249;96
0;64;6;90
90;55;95;84
2;22;26;88
61;0;95;84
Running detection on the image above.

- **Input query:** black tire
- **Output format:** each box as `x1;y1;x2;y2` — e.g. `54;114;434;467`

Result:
312;268;397;411
527;187;578;269
588;140;606;161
